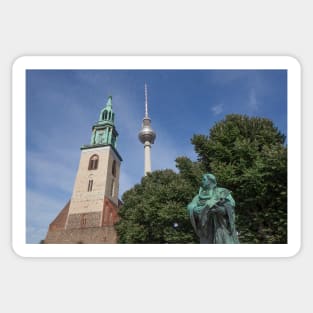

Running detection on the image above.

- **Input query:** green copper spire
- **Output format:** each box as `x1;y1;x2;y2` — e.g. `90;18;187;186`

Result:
89;96;118;148
107;95;112;107
98;96;114;124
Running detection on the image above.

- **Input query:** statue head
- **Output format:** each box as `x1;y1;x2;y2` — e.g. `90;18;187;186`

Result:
201;173;217;190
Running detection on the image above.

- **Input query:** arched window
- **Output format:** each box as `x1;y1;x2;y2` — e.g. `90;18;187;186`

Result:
88;154;99;170
87;179;93;191
102;110;108;120
112;160;116;177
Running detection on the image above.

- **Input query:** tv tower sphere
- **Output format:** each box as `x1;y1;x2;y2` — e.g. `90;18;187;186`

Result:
138;116;156;144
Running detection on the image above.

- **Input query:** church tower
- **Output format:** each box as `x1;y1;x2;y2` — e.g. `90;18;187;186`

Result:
45;96;122;244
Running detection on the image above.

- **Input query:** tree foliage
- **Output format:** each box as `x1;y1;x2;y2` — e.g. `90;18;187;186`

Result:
175;156;204;191
191;114;287;243
116;114;287;244
115;170;198;243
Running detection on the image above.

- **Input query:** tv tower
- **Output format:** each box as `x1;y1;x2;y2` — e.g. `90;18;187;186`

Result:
138;83;156;176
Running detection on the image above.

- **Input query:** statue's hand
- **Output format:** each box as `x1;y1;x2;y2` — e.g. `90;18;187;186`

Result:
194;205;205;214
210;205;225;214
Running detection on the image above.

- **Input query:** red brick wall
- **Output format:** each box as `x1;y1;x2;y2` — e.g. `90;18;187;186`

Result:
102;197;120;226
44;197;121;244
44;226;117;244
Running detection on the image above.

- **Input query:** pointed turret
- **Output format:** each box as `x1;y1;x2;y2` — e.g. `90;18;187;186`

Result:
98;96;114;124
81;96;121;161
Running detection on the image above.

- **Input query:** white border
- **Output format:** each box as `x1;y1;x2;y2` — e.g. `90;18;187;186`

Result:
12;56;301;258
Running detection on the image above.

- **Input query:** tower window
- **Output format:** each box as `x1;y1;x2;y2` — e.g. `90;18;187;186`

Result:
110;179;115;197
87;180;93;192
112;160;116;177
88;154;99;170
81;214;87;227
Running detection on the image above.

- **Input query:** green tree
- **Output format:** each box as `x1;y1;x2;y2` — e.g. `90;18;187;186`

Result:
191;114;287;243
175;156;204;191
116;114;287;244
115;169;198;243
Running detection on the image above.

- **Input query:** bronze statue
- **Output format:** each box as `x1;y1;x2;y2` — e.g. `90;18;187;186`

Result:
187;173;240;244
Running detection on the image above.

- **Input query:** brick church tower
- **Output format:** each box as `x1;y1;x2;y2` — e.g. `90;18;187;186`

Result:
45;96;122;243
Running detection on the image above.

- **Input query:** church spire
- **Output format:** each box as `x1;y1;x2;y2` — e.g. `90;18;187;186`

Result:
107;95;113;107
98;96;114;124
88;96;118;148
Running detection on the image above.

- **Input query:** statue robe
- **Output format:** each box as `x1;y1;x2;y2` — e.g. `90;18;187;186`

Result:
188;187;239;244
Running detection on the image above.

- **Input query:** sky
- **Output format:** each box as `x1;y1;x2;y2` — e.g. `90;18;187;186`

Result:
26;69;287;243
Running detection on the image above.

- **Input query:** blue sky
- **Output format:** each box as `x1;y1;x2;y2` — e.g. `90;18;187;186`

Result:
26;69;287;243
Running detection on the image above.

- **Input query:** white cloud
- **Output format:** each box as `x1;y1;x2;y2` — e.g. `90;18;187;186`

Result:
211;103;224;115
248;88;259;112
